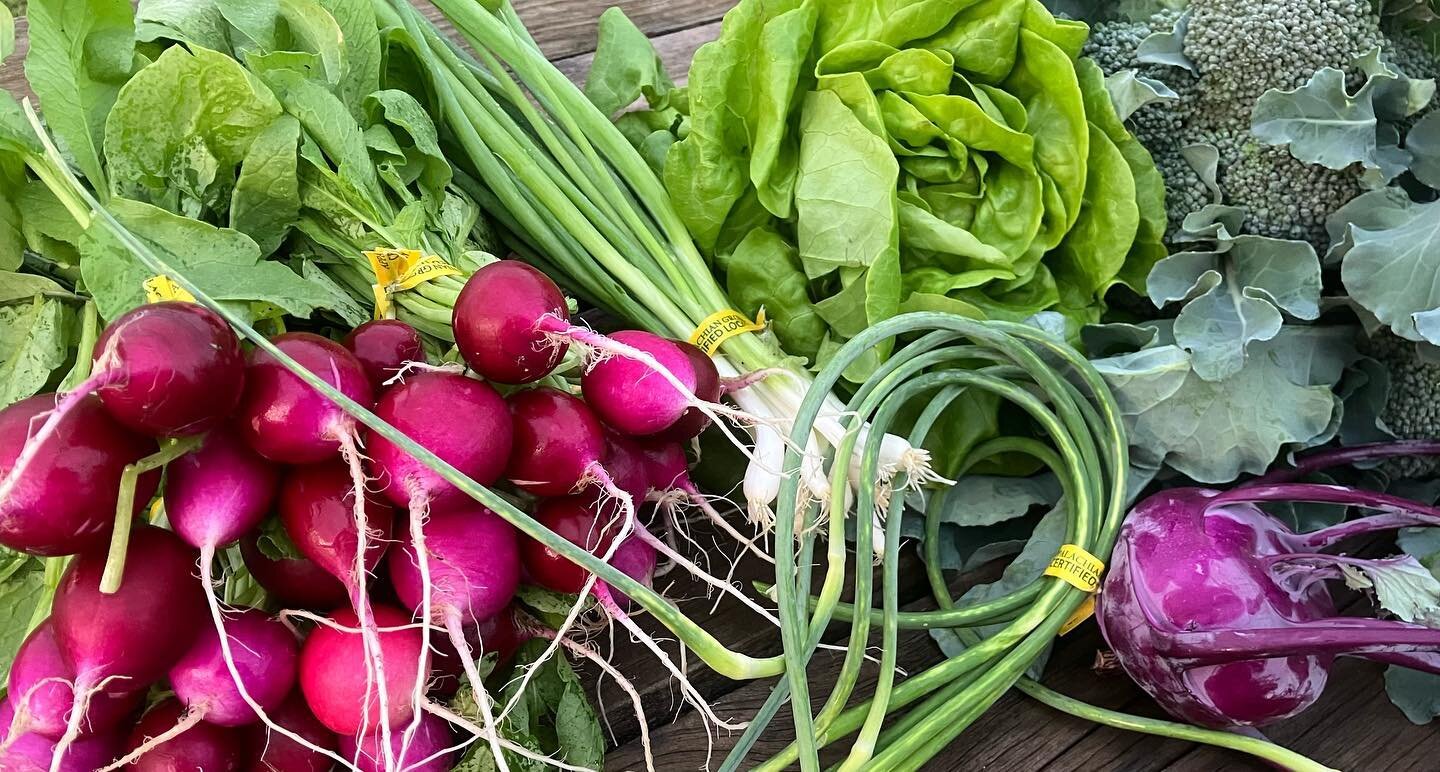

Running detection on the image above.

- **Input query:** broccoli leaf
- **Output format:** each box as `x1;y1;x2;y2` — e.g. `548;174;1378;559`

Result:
1103;70;1178;122
1409;110;1440;189
1092;327;1352;483
1385;666;1440;724
1252;63;1435;181
1135;10;1194;73
1146;234;1322;381
1330;188;1440;346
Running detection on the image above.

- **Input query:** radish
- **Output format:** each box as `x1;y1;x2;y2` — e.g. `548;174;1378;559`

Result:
649;339;720;441
168;609;298;727
366;372;513;511
506;387;634;500
115;611;300;769
162;429;330;757
0;699;122;772
165;428;278;552
343;319;426;390
91;302;246;436
521;496;637;595
580;330;710;437
237;332;374;465
452;260;571;384
363;370;516;767
640;439;771;564
298;605;428;737
277;458;397;757
337;710;456;772
602;430;654;504
0;393;159;556
386;502;519;762
0;302;242;517
1097;443;1440;730
4;620;142;742
48;525;207;771
245;693;338;772
388;504;521;628
239;536;350;610
116;699;244;772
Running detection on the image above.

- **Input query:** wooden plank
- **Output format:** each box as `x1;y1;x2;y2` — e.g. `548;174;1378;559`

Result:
1;16;27;97
553;19;720;85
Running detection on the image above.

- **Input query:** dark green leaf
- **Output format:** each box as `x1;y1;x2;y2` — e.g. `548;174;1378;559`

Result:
0;292;75;406
230;115;301;255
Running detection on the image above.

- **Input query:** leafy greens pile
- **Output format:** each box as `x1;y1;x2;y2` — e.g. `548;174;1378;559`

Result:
589;0;1167;384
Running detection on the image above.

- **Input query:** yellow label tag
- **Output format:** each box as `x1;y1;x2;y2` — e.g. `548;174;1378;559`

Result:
1044;544;1105;593
142;275;196;304
365;248;462;319
689;309;766;355
1059;595;1096;635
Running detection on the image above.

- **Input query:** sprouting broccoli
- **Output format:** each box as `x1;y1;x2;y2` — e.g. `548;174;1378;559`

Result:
1083;0;1425;247
1365;333;1440;479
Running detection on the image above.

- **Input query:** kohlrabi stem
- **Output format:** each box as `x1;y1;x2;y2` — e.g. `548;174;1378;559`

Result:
1160;622;1440;665
1245;440;1440;485
1213;483;1440;519
1011;679;1337;772
100;435;203;594
1297;511;1440;549
21;103;781;682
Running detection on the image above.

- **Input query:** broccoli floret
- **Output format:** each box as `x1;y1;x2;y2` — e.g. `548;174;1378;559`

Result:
1082;0;1403;248
1184;0;1384;127
1366;333;1440;479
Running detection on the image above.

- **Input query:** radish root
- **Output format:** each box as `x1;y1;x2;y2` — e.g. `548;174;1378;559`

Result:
336;430;395;772
445;613;510;772
95;706;205;771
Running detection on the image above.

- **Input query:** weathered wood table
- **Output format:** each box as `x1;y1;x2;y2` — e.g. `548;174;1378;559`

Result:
3;2;1435;769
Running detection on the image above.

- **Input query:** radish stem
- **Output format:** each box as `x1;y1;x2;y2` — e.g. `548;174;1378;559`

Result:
99;435;203;594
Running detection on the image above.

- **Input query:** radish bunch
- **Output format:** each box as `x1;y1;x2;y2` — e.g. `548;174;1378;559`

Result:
0;260;767;771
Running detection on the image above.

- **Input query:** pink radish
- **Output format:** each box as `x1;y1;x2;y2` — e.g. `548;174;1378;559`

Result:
168;610;298;727
244;693;337;772
0;393;158;556
452;260;571;384
237;332;373;464
117;699;244;772
520;496;646;595
0;699;122;772
650;340;720;441
641;439;772;565
164;429;335;758
602;431;654;504
165;428;278;551
0;303;242;520
388;504;520;627
365;372;513;511
365;371;516;770
276;460;396;604
580;331;709;437
337;709;456;772
506;387;625;497
92;302;245;436
4;620;142;741
239;536;349;610
343;319;425;390
298;605;427;736
48;525;207;770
